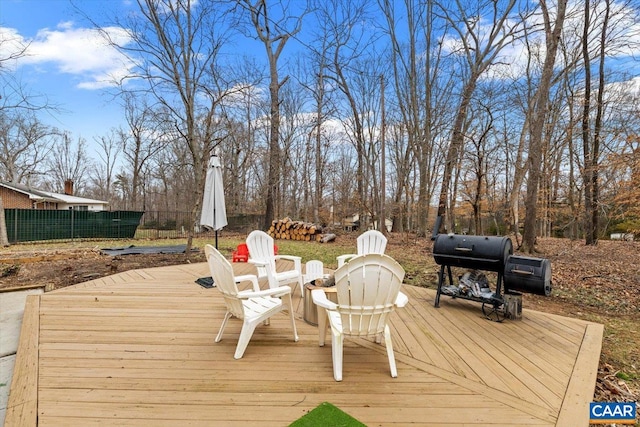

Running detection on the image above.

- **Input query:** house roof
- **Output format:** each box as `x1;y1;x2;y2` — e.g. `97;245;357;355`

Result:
37;190;109;205
0;181;108;205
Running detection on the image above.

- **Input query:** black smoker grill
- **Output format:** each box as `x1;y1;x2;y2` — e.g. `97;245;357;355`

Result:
433;233;551;321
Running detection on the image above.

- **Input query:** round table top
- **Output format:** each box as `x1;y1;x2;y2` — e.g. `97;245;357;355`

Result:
305;275;336;292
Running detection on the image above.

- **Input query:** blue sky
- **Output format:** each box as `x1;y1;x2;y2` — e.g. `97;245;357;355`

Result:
0;0;134;141
2;0;640;159
0;0;309;153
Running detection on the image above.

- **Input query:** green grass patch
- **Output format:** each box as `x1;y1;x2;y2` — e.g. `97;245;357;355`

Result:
598;318;640;380
616;371;638;381
289;402;366;427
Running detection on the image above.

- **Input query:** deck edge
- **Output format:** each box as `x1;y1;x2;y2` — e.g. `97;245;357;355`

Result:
555;322;604;427
5;294;40;427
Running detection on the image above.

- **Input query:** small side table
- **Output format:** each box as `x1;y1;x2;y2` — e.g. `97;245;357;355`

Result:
303;283;337;326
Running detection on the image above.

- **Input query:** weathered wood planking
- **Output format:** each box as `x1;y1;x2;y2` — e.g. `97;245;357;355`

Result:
4;295;40;426
5;259;603;426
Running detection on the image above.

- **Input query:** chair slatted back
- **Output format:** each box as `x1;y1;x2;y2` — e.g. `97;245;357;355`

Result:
333;254;404;337
205;245;245;319
304;260;325;283
356;230;387;256
246;230;277;279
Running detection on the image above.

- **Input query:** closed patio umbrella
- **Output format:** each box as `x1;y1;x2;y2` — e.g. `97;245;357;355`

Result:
200;154;227;248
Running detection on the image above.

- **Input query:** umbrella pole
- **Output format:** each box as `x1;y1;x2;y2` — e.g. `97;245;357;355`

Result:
213;158;218;249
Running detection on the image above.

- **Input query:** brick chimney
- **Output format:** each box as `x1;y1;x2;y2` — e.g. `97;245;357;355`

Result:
64;179;74;195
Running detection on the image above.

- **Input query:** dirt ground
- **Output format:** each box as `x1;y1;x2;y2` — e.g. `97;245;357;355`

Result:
1;234;638;406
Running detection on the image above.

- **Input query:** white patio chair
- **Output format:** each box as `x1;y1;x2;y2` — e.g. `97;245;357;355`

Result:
246;230;304;297
303;260;329;285
336;229;388;268
312;253;408;381
204;244;298;359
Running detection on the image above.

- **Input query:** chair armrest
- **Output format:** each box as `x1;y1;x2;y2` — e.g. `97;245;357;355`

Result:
234;274;261;292
275;254;301;262
275;254;302;271
311;289;338;310
336;254;356;268
248;258;268;267
238;285;291;299
395;291;409;308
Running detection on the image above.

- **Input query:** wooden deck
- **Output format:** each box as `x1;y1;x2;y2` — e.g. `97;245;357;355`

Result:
5;260;603;426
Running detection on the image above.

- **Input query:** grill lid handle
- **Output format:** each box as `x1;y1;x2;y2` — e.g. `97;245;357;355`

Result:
511;268;534;275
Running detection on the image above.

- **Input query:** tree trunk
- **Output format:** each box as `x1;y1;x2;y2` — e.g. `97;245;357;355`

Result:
509;115;531;246
239;0;302;230
590;0;610;244
264;57;281;230
582;0;595;245
437;77;478;232
0;197;9;247
522;0;568;253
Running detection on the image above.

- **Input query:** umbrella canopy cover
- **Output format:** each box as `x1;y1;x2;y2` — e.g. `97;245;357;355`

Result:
200;155;227;231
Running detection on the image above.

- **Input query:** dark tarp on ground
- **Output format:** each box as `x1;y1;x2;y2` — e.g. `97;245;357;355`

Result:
100;245;198;256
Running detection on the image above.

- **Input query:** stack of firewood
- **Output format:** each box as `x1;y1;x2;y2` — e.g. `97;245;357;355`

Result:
268;217;324;241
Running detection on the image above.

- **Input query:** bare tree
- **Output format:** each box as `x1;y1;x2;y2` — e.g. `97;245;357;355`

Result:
45;131;90;194
217;56;267;215
0;27;55;246
235;0;305;229
119;95;165;210
582;0;617;245
313;0;378;229
297;43;335;225
89;130;121;204
340;54;387;230
278;74;314;219
0;112;54;183
105;0;230;251
522;0;569;252
378;0;453;235
460;101;496;234
433;0;526;234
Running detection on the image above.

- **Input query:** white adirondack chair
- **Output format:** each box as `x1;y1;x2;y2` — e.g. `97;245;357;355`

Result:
336;229;388;268
312;253;408;381
246;230;304;297
303;260;329;285
204;244;298;359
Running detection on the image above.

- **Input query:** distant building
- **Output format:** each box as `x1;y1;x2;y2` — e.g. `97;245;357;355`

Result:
341;213;392;232
0;181;109;211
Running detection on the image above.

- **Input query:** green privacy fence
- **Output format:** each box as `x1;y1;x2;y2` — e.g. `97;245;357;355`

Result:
3;210;263;243
4;209;144;243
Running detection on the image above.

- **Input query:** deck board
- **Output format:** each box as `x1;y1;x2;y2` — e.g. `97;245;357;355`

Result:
5;259;603;426
4;296;39;426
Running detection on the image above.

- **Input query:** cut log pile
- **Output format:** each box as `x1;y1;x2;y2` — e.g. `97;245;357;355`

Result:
268;217;324;241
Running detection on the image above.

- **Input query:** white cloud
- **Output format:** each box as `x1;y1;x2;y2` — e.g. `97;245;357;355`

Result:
0;26;28;70
439;0;640;80
1;21;136;89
